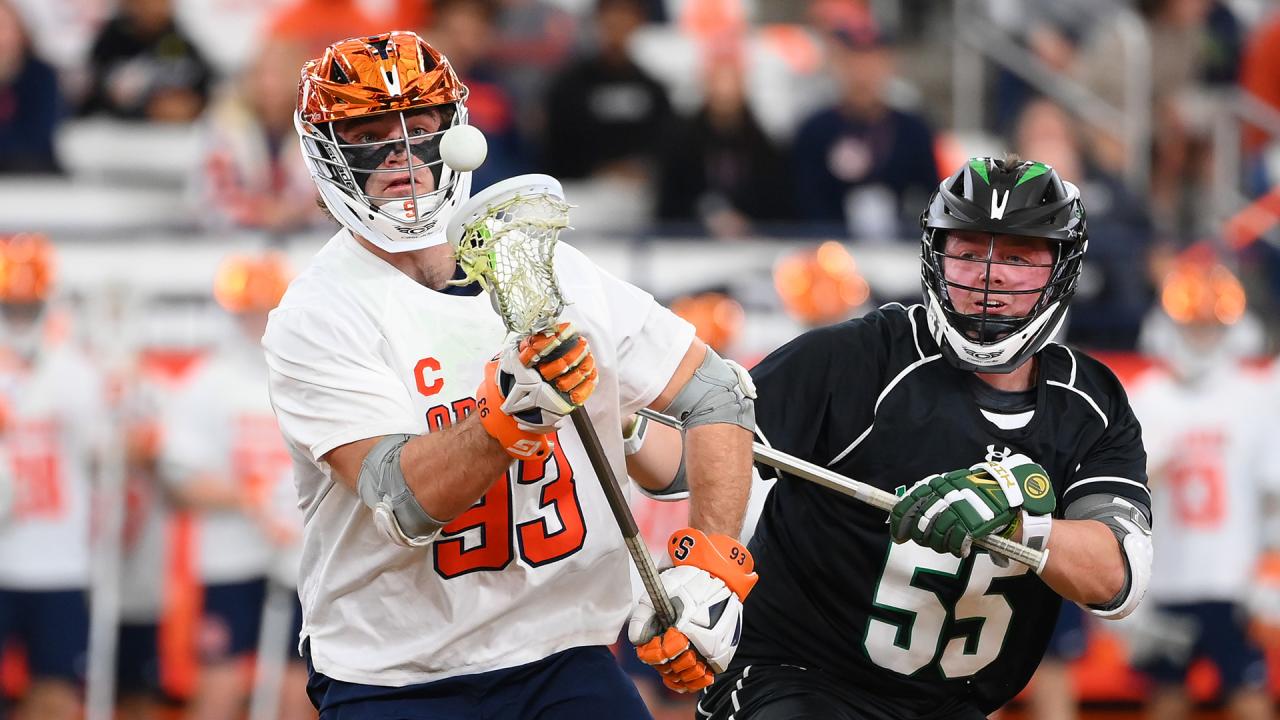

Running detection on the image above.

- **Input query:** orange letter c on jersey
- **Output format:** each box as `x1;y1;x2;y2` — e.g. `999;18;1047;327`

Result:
415;357;443;397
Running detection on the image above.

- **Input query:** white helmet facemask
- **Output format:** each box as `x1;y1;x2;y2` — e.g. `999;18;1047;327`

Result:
297;103;472;253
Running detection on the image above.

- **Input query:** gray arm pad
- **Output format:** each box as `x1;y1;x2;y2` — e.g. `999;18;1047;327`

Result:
1064;493;1153;619
356;434;446;548
664;349;755;432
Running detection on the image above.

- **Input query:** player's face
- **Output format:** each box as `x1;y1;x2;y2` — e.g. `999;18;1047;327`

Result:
332;107;443;204
942;232;1054;319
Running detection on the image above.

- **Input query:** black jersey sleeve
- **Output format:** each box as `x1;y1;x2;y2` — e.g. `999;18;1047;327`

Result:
749;312;895;475
1059;351;1151;519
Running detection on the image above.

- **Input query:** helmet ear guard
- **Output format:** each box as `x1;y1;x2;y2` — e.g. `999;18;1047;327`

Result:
920;156;1089;373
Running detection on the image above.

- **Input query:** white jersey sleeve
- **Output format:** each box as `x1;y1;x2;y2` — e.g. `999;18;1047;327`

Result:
555;244;695;415
264;304;421;463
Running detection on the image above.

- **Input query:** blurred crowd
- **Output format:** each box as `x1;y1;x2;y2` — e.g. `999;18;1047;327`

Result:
1;0;1280;348
4;0;1280;717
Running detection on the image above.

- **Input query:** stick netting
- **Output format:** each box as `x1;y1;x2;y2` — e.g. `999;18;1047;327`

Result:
451;192;572;335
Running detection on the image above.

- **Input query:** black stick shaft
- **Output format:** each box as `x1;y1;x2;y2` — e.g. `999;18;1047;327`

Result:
570;408;677;626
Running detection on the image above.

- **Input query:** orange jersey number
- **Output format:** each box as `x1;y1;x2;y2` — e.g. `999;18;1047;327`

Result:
8;420;64;520
434;438;586;577
1169;461;1226;529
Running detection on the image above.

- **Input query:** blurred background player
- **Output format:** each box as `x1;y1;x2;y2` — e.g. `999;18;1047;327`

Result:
0;233;107;720
158;251;295;720
1123;254;1278;720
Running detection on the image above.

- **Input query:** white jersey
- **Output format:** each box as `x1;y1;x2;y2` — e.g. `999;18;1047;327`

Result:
160;334;292;584
1128;362;1280;603
0;343;106;589
263;230;694;686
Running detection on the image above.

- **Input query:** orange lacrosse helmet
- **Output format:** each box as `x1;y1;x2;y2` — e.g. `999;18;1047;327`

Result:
0;233;56;304
295;31;474;254
1160;258;1246;326
213;252;293;313
773;241;870;326
671;292;745;353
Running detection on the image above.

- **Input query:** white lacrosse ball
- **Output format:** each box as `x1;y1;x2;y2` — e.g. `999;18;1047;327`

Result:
440;124;488;172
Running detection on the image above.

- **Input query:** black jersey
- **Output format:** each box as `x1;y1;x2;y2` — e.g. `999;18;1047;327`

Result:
731;304;1148;716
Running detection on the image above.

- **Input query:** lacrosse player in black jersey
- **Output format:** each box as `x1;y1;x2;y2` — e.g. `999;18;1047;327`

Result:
634;156;1154;718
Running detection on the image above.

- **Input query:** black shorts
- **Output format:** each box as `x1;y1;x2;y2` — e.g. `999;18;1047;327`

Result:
697;665;989;720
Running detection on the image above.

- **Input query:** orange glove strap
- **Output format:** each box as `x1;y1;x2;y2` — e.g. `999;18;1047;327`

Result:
475;358;552;462
667;528;758;601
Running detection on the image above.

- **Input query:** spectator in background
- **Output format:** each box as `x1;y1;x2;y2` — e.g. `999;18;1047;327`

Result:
656;40;794;237
1239;7;1280;175
425;0;528;190
0;0;63;173
80;0;213;122
261;0;386;59
543;0;673;182
1073;0;1238;238
981;0;1114;132
1012;97;1155;350
489;0;577;147
158;253;295;720
0;234;106;720
790;16;937;240
193;40;322;233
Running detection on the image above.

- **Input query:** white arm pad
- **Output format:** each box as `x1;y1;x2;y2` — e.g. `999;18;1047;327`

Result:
1066;495;1152;620
1084;513;1151;620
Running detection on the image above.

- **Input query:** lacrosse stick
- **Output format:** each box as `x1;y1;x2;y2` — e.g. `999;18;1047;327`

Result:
446;174;678;628
637;409;1047;570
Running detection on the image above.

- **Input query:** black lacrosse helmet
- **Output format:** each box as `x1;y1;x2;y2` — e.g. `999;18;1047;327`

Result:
920;156;1088;373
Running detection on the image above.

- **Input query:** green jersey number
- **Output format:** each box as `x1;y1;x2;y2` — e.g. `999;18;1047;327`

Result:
864;540;1028;677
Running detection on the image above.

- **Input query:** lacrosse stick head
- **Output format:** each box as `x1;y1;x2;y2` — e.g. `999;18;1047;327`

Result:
446;174;572;335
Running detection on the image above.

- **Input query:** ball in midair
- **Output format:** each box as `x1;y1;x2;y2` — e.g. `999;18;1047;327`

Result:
439;124;488;172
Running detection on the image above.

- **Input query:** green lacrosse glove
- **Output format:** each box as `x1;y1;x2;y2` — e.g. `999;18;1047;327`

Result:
889;454;1057;559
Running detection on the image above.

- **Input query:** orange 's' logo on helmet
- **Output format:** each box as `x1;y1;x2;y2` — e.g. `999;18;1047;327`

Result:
0;233;55;304
214;252;294;313
298;31;468;125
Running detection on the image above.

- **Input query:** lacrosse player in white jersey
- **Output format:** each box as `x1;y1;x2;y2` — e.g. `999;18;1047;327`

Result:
1125;257;1279;720
159;252;296;720
262;31;756;718
0;233;107;720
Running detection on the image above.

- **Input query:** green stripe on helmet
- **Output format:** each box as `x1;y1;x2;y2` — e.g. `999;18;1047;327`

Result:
968;158;990;185
1015;162;1049;186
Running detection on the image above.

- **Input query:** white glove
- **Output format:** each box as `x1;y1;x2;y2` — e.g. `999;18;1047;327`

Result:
627;529;757;692
628;565;744;676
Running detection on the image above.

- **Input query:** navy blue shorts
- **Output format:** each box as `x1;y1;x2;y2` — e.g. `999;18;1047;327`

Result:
116;622;160;697
1137;601;1267;696
0;588;88;684
1043;601;1087;662
305;642;651;719
198;577;267;663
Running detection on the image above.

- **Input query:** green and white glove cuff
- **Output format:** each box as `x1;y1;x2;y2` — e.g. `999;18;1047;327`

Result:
992;511;1052;573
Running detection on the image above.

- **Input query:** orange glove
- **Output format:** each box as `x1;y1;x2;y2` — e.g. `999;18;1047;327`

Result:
629;529;758;693
517;322;598;407
476;323;598;461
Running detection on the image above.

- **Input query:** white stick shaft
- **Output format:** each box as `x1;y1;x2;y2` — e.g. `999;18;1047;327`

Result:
636;410;1046;570
248;580;295;720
